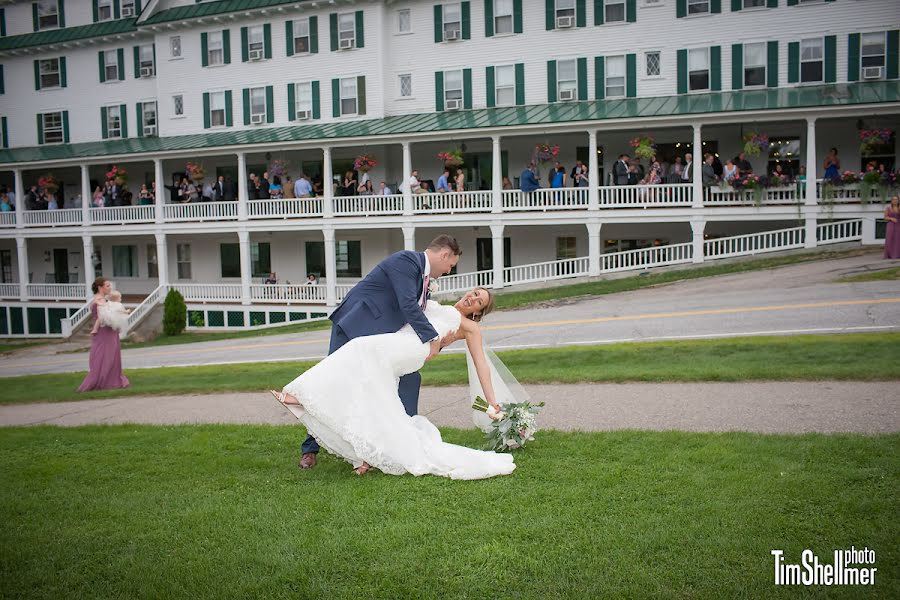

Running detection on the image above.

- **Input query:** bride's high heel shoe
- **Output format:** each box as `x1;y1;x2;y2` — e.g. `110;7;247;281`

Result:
270;390;305;420
354;463;372;476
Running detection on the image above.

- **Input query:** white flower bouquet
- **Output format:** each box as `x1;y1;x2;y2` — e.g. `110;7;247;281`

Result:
472;395;545;452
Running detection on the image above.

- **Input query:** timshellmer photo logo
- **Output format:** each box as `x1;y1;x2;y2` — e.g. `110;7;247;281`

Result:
771;547;877;586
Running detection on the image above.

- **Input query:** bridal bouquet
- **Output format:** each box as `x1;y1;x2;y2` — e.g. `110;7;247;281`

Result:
472;395;545;452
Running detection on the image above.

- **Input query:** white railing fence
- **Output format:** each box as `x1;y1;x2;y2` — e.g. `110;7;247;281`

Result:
434;270;494;295
90;205;156;224
26;283;87;299
705;185;800;206
705;226;805;259
171;283;243;302
505;257;589;285
815;181;883;203
121;284;168;336
599;183;693;208
502;188;589;211
817;219;863;244
335;284;354;302
248;198;322;219
60;300;94;338
333;194;404;216
163;201;239;222
415;191;493;213
0;213;16;227
0;283;19;298
250;284;326;303
23;208;82;226
601;243;693;273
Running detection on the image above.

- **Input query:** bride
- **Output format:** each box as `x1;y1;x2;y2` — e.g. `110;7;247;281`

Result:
271;287;516;480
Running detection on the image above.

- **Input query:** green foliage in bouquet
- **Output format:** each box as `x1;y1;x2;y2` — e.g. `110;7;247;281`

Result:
472;395;545;452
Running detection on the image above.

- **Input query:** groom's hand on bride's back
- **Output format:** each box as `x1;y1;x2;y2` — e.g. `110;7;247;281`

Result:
426;338;442;361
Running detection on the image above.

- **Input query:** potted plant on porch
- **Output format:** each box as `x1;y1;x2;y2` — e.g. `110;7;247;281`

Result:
741;131;770;158
353;154;377;172
438;148;463;168
185;161;206;183
105;165;128;186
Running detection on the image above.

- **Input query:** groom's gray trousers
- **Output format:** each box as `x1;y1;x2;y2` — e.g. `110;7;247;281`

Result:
301;323;422;455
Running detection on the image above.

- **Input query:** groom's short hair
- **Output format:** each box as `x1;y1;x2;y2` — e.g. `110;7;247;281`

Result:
427;234;461;256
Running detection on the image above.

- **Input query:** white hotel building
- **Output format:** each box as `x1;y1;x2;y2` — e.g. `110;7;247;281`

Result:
0;0;897;337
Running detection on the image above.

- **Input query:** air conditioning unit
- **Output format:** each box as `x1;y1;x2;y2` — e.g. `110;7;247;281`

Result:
250;113;265;124
445;98;461;110
122;6;134;17
248;49;263;61
444;29;459;41
559;89;575;101
144;125;157;136
296;110;310;120
140;66;154;78
339;38;353;50
556;15;574;28
862;66;883;80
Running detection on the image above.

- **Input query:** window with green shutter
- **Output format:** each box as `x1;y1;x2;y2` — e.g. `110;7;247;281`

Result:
436;3;470;41
205;91;227;128
678;0;719;17
595;1;634;25
242;25;269;61
332;12;359;50
35;57;63;89
732;0;776;10
286;17;317;56
440;69;466;110
548;0;582;29
485;0;522;36
203;30;229;66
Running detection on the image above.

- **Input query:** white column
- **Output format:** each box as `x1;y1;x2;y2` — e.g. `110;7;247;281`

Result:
805;117;818;207
323;227;337;306
154;232;169;287
16;237;27;301
586;220;602;276
80;164;91;226
804;218;818;249
402;224;416;251
237;152;249;220
691;124;703;208
153;158;164;224
14;169;24;229
82;235;94;300
490;223;505;290
401;141;413;216
588;130;599;211
238;230;251;305
491;135;503;213
322;147;334;218
690;219;706;264
862;217;877;245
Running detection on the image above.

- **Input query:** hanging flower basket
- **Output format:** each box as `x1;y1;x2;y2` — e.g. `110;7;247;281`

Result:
859;128;893;155
105;165;128;186
628;135;656;162
438;149;464;168
742;132;770;157
353;154;377;172
185;161;206;182
37;173;59;194
840;171;861;185
268;159;289;179
533;143;561;164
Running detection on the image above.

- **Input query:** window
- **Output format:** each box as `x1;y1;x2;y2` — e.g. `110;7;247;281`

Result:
112;246;138;278
494;0;514;34
39;58;60;88
103;50;119;81
443;3;461;40
106;105;123;138
688;47;709;91
475;238;511;271
147;244;158;279
557;58;577;97
335;241;361;277
743;42;766;87
340;77;358;115
397;8;411;33
556;237;577;260
121;0;135;17
338;13;355;48
305;241;325;277
141;101;157;135
173;94;184;116
170;36;181;59
768;138;801;176
247;25;264;54
646;51;661;77
605;55;626;97
494;65;515;106
176;244;191;279
399;74;412;98
800;37;823;83
36;1;59;30
444;69;463;106
138;44;154;76
220;244;240;278
42;112;64;143
687;0;709;15
251;242;271;278
208;91;226;126
861;32;886;72
249;87;266;120
605;0;626;22
295;81;313;117
744;0;765;7
556;0;576;20
0;250;12;283
207;31;224;66
292;19;310;53
97;0;113;21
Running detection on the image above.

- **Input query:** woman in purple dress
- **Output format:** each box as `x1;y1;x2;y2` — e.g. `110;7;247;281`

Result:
884;195;900;260
78;277;130;392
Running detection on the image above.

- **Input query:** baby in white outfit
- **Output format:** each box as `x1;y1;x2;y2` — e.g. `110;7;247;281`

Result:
95;290;130;333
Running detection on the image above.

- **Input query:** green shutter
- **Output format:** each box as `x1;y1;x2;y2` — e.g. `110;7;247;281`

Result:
62;111;69;142
225;90;233;126
310;16;318;53
711;0;721;13
135;0;142;13
788;41;799;83
787;0;797;5
824;35;836;83
626;53;636;97
677;0;686;18
485;66;495;107
135;102;143;137
201;32;208;67
92;0;99;22
331;78;340;116
287;83;296;120
133;45;140;78
330;13;338;51
434;5;443;43
731;43;743;90
117;47;124;80
484;0;494;37
222;30;231;64
242;88;250;125
265;85;274;122
241;26;248;62
0;9;5;37
547;60;557;102
435;71;445;111
0;65;3;94
545;0;554;30
152;43;156;73
594;56;604;99
264;23;272;59
515;63;524;105
463;68;472;108
58;0;65;27
113;0;120;19
731;0;741;10
576;0;586;27
357;76;366;115
847;33;860;82
513;0;523;33
1;117;7;149
101;106;108;138
37;113;43;144
98;51;106;83
355;11;364;48
767;41;778;87
461;1;471;39
285;20;294;56
767;0;778;7
594;0;603;25
677;49;687;93
312;80;320;119
710;45;721;90
34;59;41;90
627;0;636;22
32;3;38;31
886;30;899;80
120;104;127;137
577;57;588;100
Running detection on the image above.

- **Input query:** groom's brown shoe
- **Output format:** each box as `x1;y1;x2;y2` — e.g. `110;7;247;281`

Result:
299;452;317;470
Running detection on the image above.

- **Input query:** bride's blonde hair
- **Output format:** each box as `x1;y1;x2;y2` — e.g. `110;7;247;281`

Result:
469;287;495;323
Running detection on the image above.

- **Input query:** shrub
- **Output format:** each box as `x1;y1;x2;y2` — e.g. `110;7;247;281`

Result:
163;289;187;336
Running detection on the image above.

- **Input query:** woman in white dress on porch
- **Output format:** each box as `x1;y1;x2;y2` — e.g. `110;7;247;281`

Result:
271;288;516;480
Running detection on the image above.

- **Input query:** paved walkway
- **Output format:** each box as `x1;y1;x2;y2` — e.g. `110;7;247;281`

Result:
2;382;897;434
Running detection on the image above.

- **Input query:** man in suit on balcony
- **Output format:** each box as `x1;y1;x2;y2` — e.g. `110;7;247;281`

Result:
212;175;226;201
520;163;540;192
682;153;694;183
614;154;630;185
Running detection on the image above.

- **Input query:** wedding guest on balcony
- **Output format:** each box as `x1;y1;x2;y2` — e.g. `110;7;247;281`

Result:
551;164;566;189
454;168;466;192
614;154;630;185
295;173;313;198
46;193;59;210
672;156;684;181
305;273;318;285
702;154;718;187
212;175;226;201
723;159;738;183
572;161;589;188
0;194;11;212
312;174;323;196
200;181;213;202
151;181;159;203
248;173;259;200
502;176;513;190
0;185;13;208
342;170;358;196
436;168;452;193
735;152;752;174
884;195;900;259
823;148;840;180
138;184;153;205
78;277;129;393
91;186;105;208
379;181;393;195
178;177;191;203
520;162;540;192
682;153;694;183
265;272;278;284
401;170;422;195
283;175;295;199
258;172;271;199
797;165;807;195
712;154;723;178
270;176;284;199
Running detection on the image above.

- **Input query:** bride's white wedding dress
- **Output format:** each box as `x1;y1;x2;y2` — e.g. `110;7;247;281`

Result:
282;301;516;480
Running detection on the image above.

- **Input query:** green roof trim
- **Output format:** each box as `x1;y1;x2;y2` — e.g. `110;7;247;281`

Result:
0;18;138;52
142;0;308;26
1;81;897;165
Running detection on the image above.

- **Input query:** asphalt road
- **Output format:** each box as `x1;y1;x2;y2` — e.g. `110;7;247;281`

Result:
2;251;898;377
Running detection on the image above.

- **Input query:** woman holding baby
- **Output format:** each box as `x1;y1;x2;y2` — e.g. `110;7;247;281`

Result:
77;277;130;392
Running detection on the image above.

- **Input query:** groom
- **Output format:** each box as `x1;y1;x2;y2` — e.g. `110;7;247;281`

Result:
299;234;462;469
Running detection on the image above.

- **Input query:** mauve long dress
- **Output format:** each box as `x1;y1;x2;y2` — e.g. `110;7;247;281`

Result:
884;210;900;259
77;302;130;392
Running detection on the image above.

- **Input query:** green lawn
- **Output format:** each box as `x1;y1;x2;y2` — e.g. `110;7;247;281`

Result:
0;425;896;598
838;265;900;282
120;318;333;349
2;333;898;405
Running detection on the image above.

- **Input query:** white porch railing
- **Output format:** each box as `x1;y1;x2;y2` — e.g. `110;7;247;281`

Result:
502;188;589;211
599;183;693;208
335;284;354;302
121;284;167;336
250;284;326;303
172;283;243;302
705;226;805;259
163;202;239;222
0;283;19;298
414;191;493;213
817;219;863;244
505;257;589;285
435;270;494;294
0;212;16;227
248;198;323;219
23;208;82;226
704;185;800;206
333;194;404;216
601;243;694;272
26;283;87;300
90;205;156;224
815;181;881;203
61;299;94;338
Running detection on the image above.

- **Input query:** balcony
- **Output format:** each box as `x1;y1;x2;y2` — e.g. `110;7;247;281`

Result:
25;283;87;300
0;213;16;227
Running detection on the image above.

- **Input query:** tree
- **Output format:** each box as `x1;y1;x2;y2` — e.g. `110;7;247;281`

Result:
163;288;187;336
